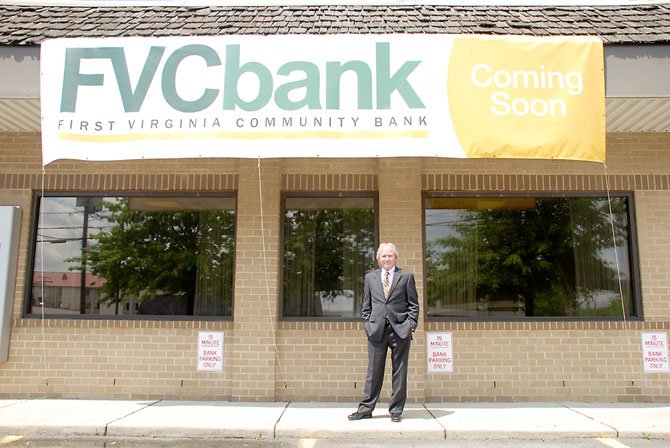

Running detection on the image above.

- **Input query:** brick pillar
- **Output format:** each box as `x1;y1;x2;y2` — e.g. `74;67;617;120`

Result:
377;158;426;403
231;159;281;401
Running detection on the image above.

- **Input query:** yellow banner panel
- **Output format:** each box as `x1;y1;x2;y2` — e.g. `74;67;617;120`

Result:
448;36;605;162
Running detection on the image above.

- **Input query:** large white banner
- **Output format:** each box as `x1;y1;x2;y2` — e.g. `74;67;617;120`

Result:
40;34;605;164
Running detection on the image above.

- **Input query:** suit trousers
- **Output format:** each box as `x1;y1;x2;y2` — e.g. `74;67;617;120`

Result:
358;322;412;416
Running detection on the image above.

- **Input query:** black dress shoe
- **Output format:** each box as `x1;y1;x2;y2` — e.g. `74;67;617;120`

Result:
391;414;402;422
348;411;372;420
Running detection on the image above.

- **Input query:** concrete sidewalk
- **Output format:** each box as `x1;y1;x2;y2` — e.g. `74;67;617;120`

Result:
0;399;669;442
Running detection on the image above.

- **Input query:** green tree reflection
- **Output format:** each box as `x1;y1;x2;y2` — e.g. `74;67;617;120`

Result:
74;198;235;315
426;197;631;318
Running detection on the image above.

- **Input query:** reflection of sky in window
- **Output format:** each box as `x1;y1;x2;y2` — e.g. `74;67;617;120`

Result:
425;209;465;242
600;246;630;280
34;197;118;272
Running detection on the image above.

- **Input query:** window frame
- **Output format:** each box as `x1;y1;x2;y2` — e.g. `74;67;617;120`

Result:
24;191;238;321
422;191;643;322
280;190;379;322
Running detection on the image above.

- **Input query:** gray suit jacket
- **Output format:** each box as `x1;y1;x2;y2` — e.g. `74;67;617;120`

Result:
362;267;420;342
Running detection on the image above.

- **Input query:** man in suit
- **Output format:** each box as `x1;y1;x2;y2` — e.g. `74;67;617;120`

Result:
348;242;420;423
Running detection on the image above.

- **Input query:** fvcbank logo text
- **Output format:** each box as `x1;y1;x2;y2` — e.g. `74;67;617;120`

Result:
59;42;425;113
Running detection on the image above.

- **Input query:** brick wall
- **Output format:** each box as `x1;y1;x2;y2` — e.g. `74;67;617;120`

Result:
5;319;232;399
0;131;669;401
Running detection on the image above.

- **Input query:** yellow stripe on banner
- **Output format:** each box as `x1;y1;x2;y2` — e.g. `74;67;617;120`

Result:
58;129;429;143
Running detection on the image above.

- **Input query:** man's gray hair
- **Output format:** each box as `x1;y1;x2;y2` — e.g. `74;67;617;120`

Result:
376;242;398;259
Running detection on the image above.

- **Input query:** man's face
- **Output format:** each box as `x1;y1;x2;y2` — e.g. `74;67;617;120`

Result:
377;246;397;271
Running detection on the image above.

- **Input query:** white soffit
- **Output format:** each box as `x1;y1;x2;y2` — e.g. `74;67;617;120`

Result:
606;97;670;132
1;44;669;133
0;98;40;132
0;97;668;133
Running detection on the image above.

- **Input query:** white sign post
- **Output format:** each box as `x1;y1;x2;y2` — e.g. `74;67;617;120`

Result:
197;331;224;372
0;207;22;363
427;332;453;373
641;332;669;373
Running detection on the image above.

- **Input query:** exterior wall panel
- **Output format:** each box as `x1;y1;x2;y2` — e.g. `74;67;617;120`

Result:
0;131;669;402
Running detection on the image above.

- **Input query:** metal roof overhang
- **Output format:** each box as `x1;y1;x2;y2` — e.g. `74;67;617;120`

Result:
0;44;669;134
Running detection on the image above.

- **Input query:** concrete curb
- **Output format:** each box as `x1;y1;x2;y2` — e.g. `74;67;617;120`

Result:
107;401;287;440
0;399;668;441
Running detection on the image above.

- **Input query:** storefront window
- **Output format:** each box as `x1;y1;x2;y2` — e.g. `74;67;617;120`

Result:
29;194;236;318
425;194;638;319
283;194;376;318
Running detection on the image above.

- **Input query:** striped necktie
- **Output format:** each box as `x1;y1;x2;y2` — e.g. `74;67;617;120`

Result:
383;270;390;299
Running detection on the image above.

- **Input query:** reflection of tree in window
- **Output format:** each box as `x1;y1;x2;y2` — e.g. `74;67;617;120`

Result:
425;196;634;318
283;197;375;318
67;197;235;316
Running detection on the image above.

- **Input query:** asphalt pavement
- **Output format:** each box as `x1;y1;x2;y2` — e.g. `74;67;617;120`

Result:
0;399;668;443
